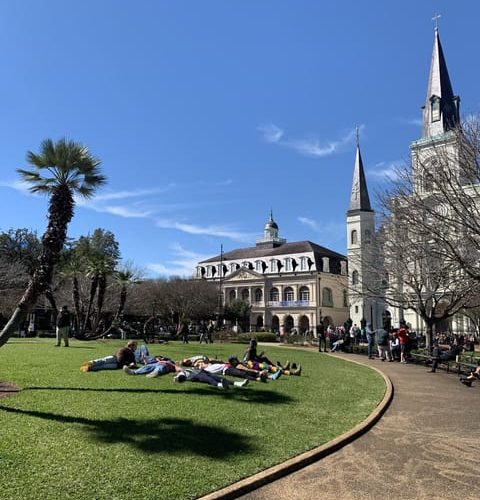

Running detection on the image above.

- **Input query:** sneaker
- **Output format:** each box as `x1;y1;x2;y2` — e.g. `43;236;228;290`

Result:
270;368;283;381
123;365;135;375
146;369;160;378
217;381;229;390
234;379;249;388
80;362;92;373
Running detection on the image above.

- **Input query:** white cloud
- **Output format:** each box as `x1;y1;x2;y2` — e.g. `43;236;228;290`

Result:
297;216;319;231
259;124;363;158
257;123;284;143
0;179;37;194
368;160;404;180
146;243;210;278
155;219;254;242
400;117;422;126
91;185;176;202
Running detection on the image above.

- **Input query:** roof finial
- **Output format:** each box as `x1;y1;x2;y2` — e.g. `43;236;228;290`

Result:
269;208;274;221
432;12;441;31
355;126;360;147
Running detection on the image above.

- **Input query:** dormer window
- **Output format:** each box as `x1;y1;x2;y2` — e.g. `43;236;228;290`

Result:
300;257;308;271
270;259;278;273
284;258;292;272
229;263;236;274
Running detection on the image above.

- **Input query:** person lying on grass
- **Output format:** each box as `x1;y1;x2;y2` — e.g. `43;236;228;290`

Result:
80;341;139;372
173;368;249;390
193;357;269;382
459;361;480;387
123;358;182;378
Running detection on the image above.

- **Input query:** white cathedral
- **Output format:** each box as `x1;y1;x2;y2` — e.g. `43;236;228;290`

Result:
196;27;472;336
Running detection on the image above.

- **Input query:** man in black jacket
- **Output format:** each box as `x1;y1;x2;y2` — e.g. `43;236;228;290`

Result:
55;305;71;347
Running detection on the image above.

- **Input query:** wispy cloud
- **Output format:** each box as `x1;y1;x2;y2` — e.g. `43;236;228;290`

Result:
91;185;176;202
399;117;422;126
146;243;210;278
257;123;284;143
297;216;319;231
0;179;36;194
258;124;363;158
297;216;344;240
155;219;254;242
368;160;404;180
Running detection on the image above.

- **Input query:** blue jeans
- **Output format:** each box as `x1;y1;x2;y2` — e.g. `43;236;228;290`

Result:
133;363;170;376
367;340;375;358
91;355;118;371
134;345;150;363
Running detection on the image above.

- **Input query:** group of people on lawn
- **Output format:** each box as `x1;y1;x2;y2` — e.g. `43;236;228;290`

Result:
80;338;302;390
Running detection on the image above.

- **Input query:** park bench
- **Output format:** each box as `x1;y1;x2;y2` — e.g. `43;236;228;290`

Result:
410;350;479;374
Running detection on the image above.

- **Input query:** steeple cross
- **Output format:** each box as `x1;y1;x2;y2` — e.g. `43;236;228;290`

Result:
432;13;441;30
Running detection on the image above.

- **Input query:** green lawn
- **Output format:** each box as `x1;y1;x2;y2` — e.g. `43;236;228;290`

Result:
0;339;385;500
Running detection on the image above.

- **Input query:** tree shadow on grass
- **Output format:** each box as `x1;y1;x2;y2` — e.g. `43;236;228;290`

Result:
25;385;295;404
0;405;257;457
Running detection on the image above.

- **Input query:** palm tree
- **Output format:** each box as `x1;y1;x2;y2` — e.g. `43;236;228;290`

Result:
0;138;106;348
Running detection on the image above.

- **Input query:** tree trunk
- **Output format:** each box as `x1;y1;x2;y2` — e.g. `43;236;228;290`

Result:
82;273;98;335
94;272;107;332
0;185;73;348
45;288;58;327
72;275;82;337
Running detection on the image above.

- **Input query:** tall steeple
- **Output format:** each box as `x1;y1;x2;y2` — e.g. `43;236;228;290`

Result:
422;27;460;138
347;140;372;214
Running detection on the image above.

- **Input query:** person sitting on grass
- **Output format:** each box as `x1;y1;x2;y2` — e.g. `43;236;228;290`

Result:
459;360;480;387
173;368;249;390
242;338;301;375
80;341;139;372
123;357;181;378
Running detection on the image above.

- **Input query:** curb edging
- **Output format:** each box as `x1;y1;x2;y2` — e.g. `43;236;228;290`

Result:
198;357;393;500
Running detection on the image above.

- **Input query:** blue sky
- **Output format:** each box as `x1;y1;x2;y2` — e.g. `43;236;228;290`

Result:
1;1;479;277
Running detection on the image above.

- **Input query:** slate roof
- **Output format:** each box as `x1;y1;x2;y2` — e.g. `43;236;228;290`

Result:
199;241;346;272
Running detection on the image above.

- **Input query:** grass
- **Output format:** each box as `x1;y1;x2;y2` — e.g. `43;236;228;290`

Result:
0;339;385;500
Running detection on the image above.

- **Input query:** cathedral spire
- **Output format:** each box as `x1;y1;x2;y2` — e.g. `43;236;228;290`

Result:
422;26;460;138
348;141;372;214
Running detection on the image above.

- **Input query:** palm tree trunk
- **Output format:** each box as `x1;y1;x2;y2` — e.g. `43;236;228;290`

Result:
0;185;73;348
82;274;98;335
72;275;82;337
94;272;107;332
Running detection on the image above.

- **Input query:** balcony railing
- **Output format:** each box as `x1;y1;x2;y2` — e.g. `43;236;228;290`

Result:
267;300;312;308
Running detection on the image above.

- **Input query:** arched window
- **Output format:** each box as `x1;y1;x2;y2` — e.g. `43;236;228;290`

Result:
270;287;279;301
284;287;294;301
284;258;292;272
229;290;236;301
254;288;263;303
343;290;348;307
352;270;359;285
322;287;333;307
351;229;358;245
241;289;249;301
299;286;310;301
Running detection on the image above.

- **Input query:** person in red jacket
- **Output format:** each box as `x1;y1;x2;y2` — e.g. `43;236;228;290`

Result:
395;327;409;364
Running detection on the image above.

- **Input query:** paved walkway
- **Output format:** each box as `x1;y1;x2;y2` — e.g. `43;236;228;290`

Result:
239;353;480;500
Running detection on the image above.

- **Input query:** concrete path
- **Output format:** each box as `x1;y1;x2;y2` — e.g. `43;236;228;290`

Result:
239;353;480;500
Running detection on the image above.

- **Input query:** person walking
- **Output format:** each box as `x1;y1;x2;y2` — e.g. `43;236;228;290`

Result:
55;305;71;347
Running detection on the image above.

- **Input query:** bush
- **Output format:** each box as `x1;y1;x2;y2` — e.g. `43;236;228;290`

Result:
237;332;277;343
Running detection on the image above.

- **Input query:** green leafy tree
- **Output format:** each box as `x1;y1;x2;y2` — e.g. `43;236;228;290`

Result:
223;299;251;332
0;138;106;347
